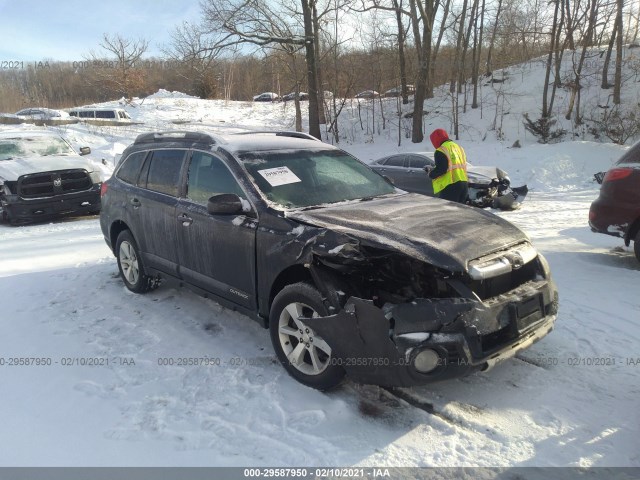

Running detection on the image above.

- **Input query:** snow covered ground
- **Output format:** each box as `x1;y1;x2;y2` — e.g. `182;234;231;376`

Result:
1;81;639;469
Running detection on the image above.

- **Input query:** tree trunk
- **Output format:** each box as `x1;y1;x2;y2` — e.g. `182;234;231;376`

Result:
542;0;560;117
566;0;596;121
471;0;484;109
459;0;480;94
393;0;410;104
429;0;451;98
613;0;623;104
412;23;431;144
301;0;321;139
485;0;503;75
601;22;617;89
411;0;436;143
312;2;326;125
451;1;468;94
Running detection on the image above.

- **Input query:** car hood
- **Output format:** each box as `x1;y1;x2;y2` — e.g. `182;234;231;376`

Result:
467;166;499;184
286;193;529;272
0;155;94;181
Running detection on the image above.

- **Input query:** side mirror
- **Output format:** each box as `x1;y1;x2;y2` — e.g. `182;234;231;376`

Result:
207;193;244;215
79;146;91;156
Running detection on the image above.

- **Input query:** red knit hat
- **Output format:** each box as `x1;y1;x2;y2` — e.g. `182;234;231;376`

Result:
430;129;449;148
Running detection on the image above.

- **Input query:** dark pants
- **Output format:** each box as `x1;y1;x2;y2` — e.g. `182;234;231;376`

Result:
437;181;469;204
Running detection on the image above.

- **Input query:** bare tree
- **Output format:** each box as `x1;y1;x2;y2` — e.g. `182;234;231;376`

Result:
164;22;228;98
88;34;149;100
200;0;322;138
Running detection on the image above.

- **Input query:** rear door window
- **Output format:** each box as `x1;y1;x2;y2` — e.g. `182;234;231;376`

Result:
116;151;147;185
143;150;186;196
383;156;406;167
407;155;432;169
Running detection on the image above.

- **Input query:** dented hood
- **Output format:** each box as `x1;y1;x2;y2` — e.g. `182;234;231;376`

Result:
287;193;529;272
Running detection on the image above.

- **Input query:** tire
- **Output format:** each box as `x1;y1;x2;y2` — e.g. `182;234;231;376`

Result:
269;282;345;390
634;230;640;263
115;230;154;293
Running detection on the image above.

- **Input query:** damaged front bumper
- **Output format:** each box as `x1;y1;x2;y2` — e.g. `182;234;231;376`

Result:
305;278;558;387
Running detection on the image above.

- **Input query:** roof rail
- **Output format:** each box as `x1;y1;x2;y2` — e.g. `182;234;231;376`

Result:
134;131;216;145
233;130;321;142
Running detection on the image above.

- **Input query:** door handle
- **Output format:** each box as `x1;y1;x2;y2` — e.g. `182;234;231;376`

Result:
130;198;140;208
178;213;193;226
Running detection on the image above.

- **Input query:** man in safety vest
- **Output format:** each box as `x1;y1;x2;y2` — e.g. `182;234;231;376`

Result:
427;128;469;204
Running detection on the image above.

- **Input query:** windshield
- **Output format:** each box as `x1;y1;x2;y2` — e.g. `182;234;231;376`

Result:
0;136;75;160
240;149;396;209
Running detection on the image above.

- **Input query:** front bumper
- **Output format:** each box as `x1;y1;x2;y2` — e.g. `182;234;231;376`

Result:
1;185;101;224
306;278;558;387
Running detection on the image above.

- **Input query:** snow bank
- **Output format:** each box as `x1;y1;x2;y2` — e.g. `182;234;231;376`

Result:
146;89;198;100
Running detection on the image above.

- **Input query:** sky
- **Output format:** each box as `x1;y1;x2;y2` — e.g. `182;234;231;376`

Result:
0;0;202;62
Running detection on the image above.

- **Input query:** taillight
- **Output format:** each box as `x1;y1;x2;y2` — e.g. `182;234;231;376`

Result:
603;168;632;182
100;182;108;197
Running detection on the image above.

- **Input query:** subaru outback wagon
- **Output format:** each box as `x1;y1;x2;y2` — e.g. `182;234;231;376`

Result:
100;131;558;390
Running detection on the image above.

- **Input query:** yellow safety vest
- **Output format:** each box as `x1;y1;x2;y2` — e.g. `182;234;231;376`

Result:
432;140;468;194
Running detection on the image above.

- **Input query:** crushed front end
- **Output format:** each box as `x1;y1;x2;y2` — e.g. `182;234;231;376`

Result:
305;239;558;387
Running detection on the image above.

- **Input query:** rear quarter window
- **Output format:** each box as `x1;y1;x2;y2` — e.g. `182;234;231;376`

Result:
616;140;640;165
116;151;146;184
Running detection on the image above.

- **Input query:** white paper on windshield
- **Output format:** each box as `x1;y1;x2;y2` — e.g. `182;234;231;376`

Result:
258;166;302;186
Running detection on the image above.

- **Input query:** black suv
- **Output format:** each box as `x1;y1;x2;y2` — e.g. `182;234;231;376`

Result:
100;131;558;390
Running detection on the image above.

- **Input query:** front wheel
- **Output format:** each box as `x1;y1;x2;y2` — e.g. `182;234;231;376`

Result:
269;282;345;390
115;230;154;293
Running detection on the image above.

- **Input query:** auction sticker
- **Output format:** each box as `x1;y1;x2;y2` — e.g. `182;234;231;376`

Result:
258;166;301;186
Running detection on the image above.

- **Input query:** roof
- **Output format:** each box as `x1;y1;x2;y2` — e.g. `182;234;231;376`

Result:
220;132;331;155
127;130;332;155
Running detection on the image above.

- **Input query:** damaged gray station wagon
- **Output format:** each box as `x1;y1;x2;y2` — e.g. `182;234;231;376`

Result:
100;131;559;390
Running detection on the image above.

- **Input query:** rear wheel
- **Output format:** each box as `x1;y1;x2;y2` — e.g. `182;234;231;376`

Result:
269;282;345;390
634;230;640;262
116;230;154;293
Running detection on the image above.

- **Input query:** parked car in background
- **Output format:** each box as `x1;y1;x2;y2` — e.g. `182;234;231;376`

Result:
0;131;101;224
253;92;280;102
383;85;416;97
100;130;557;390
371;152;527;210
355;90;380;99
282;92;309;102
15;108;66;120
589;140;640;262
68;107;131;122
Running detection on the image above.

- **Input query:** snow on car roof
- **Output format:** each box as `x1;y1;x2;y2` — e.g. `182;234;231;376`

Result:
218;132;331;154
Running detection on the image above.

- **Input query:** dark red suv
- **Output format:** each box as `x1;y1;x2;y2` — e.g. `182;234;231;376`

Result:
589;141;640;262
